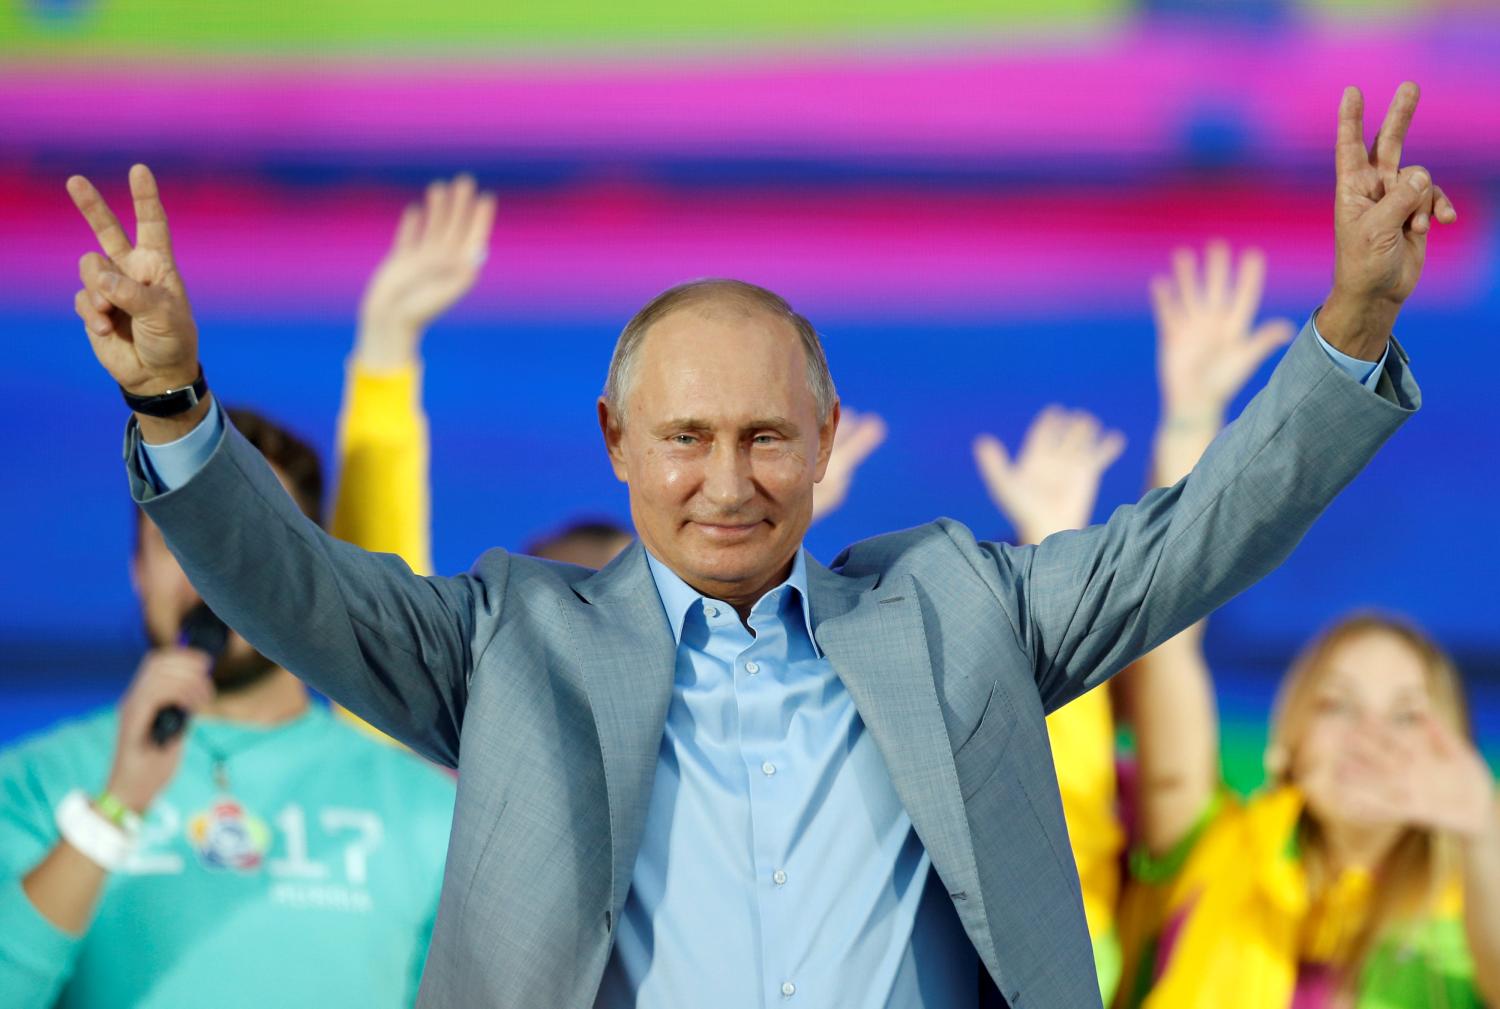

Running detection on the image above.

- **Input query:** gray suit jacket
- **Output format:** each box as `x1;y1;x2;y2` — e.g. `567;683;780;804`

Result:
131;324;1417;1009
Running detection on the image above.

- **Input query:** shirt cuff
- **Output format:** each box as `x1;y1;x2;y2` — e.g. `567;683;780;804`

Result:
1311;312;1389;391
138;399;226;492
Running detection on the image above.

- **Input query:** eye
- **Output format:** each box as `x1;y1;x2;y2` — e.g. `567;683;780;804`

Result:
1389;708;1424;728
670;433;700;446
1315;696;1354;718
752;434;779;445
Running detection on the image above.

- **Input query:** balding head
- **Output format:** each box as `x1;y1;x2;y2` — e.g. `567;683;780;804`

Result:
597;278;841;615
603;279;836;425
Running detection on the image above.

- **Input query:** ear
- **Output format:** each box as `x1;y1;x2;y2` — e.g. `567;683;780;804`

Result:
598;397;629;483
811;400;840;482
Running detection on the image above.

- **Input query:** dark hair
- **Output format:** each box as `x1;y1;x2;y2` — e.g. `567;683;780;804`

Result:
223;407;325;524
524;518;632;562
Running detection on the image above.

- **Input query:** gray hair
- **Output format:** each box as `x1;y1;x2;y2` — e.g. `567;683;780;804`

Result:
602;278;836;424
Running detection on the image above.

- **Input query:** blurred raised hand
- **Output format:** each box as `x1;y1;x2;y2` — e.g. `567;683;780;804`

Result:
973;407;1125;546
811;408;887;522
1149;242;1295;486
68;165;208;441
1320;82;1457;358
356;174;497;370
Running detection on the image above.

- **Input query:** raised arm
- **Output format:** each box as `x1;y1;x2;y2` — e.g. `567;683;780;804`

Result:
960;83;1446;715
332;174;496;575
1121;242;1293;855
68;166;487;767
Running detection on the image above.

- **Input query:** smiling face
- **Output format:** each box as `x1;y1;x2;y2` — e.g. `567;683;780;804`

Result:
599;300;838;610
1290;629;1433;813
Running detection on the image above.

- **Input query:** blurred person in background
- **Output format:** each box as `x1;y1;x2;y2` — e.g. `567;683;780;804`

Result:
0;407;456;1009
0;175;498;1007
968;240;1293;1003
1112;248;1500;1007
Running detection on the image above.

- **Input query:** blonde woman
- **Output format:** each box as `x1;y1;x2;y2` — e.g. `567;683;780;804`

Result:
1114;246;1500;1007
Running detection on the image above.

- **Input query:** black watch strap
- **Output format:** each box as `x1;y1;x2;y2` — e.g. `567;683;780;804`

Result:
120;368;208;418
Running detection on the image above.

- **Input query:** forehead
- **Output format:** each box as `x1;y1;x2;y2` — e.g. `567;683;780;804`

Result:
1320;630;1429;699
628;302;814;422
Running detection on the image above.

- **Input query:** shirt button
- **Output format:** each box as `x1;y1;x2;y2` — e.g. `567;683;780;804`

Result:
761;761;776;777
773;869;788;886
781;981;796;997
745;661;760;674
704;605;719;618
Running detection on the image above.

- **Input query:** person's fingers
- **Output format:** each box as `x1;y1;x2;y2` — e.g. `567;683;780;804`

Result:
1371;81;1420;183
1368;164;1432;235
1432;184;1457;224
442;174;477;247
423;179;452;250
1059;411;1101;457
1093;429;1127;470
393;203;422;252
66;174;133;262
128;164;173;254
838;414;887;466
74;288;113;336
1335;86;1368;179
1227;247;1267;331
1246;318;1296;361
1149;275;1180;339
464;192;498;265
1020;407;1060;456
1172;247;1200;314
80;251;153;316
972;435;1013;497
1204;240;1230;309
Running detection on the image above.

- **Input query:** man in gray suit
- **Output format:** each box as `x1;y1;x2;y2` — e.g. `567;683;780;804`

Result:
65;83;1453;1008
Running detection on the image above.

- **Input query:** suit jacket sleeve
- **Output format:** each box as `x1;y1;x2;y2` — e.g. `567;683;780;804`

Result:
947;320;1420;714
128;416;503;767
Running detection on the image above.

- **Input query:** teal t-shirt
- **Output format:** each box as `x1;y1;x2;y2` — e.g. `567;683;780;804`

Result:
0;702;455;1009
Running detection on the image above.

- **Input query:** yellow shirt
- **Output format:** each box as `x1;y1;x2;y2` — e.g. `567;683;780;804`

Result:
328;361;431;740
1046;686;1124;1001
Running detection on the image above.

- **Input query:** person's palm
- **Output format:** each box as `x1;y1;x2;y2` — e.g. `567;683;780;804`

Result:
974;407;1125;546
1151;243;1294;423
359;174;496;343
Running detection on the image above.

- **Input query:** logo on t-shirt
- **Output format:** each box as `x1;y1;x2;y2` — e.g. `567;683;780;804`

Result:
187;798;271;872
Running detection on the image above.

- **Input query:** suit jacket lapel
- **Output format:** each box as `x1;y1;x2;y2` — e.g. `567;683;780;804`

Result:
567;543;679;922
806;558;993;961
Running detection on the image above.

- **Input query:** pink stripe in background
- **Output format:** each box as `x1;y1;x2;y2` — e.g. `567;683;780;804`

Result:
1;23;1496;162
3;176;1486;320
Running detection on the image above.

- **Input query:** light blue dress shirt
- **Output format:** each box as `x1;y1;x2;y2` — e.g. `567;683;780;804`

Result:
135;321;1388;1007
594;550;976;1008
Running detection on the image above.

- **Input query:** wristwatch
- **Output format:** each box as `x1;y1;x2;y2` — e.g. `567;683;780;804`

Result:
121;368;208;418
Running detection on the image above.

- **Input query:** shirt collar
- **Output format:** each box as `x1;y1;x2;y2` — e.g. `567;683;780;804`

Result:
644;548;820;656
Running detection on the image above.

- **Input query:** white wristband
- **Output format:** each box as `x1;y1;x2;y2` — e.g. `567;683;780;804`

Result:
55;790;137;872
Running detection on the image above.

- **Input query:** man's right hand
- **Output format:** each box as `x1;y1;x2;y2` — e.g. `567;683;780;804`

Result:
67;164;207;441
104;648;215;814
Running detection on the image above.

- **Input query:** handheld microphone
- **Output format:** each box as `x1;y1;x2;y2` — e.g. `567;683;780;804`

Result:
149;602;229;746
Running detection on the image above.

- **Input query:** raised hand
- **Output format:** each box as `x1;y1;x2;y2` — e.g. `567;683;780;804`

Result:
1321;82;1458;359
67;165;200;399
1152;242;1295;426
356;174;497;370
973;407;1125;546
1321;715;1497;843
811;408;887;522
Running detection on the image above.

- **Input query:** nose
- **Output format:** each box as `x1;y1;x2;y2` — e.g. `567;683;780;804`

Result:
702;440;754;512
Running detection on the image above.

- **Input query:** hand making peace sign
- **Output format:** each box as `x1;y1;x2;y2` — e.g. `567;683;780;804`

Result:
68;164;200;400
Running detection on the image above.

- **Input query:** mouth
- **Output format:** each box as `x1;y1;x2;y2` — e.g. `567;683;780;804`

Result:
689;520;765;542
